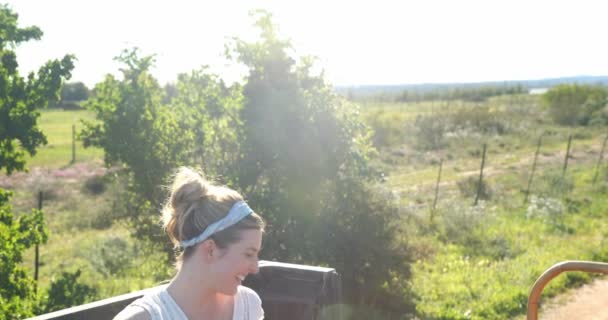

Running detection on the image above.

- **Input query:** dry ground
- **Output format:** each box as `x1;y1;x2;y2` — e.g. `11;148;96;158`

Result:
535;277;608;319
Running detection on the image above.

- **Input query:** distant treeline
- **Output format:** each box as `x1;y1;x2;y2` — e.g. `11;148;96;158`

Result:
48;82;90;109
342;84;526;103
396;84;526;102
338;75;608;103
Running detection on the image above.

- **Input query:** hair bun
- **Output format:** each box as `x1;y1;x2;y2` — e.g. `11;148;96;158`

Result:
170;167;210;210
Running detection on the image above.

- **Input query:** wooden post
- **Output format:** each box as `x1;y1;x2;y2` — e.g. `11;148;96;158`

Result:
562;134;572;177
524;136;543;205
71;124;76;164
474;144;487;206
35;191;42;292
592;133;608;186
431;158;443;222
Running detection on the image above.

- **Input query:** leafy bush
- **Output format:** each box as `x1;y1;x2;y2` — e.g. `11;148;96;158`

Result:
437;201;490;244
0;190;48;320
449;106;511;135
589;104;608;126
314;179;414;316
86;237;133;277
43;269;97;313
457;176;493;201
82;175;106;195
412;115;449;150
526;196;567;232
364;109;408;148
543;84;608;126
411;106;520;151
434;200;520;261
535;171;574;197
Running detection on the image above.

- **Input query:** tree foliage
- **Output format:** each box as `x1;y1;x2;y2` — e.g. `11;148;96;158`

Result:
42;269;97;313
543;84;608;125
80;49;194;248
0;4;72;318
0;4;74;175
228;11;411;315
170;67;243;181
0;190;48;319
81;49;191;203
228;10;372;258
81;50;244;253
60;81;89;102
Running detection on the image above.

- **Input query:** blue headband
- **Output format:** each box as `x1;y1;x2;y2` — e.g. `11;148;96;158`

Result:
180;201;253;249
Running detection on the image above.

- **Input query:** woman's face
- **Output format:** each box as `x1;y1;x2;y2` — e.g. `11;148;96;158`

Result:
211;229;262;295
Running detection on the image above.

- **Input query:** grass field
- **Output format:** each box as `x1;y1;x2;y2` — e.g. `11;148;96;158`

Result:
25;109;103;168
7;100;608;319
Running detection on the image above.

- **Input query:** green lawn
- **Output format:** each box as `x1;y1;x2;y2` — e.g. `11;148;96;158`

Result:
25;109;103;168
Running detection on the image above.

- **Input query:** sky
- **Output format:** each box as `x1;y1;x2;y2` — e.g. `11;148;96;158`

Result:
5;0;608;88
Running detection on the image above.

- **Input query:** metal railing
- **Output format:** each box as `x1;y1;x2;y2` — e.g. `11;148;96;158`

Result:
28;260;342;320
527;260;608;320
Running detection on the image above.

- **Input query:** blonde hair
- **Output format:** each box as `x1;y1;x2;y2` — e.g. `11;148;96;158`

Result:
161;167;265;266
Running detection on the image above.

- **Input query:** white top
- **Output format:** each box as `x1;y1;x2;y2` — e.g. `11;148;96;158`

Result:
114;285;264;320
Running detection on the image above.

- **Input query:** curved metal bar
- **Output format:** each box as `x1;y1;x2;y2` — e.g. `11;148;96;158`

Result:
527;260;608;320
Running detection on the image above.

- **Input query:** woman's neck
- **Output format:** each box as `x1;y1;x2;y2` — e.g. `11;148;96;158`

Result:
167;264;234;320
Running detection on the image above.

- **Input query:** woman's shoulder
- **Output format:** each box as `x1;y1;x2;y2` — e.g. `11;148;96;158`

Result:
113;305;151;320
237;286;264;319
238;285;262;302
113;286;170;320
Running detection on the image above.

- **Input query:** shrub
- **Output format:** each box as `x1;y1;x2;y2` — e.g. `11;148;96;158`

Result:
526;196;570;232
82;175;106;195
535;171;574;197
450;106;511;135
457;175;493;200
364;109;408;148
412;115;449;150
543;84;608;126
43;269;97;313
86;237;133;277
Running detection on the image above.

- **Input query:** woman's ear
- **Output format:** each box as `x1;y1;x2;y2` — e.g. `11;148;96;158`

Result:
199;239;217;261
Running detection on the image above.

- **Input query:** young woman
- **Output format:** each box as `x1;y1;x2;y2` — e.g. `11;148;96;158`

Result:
115;167;265;320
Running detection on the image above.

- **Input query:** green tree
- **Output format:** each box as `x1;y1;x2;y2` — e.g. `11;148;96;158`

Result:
0;5;74;174
81;50;247;260
80;48;194;249
60;81;89;102
170;67;244;181
543;84;608;125
229;10;370;258
229;11;412;316
42;269;96;313
0;190;48;319
0;4;73;318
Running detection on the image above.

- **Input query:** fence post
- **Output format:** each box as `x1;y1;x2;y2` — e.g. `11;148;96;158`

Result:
562;134;572;177
592;133;608;186
524;136;543;205
474;144;487;206
431;158;443;222
35;191;42;293
71;124;76;164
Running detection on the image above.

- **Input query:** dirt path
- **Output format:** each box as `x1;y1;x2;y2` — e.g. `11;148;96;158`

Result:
536;277;608;319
